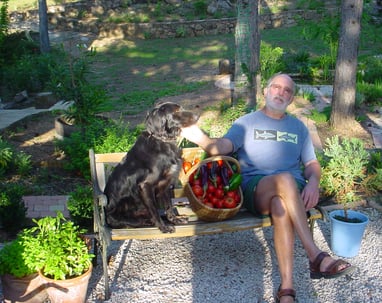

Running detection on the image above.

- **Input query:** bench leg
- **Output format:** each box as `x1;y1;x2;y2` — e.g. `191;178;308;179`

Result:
100;237;110;300
309;218;316;238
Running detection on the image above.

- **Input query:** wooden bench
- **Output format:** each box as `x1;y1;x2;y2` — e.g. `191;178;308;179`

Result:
89;149;323;300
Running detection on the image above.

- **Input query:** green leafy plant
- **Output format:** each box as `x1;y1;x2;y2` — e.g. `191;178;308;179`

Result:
56;118;140;178
67;185;93;230
320;136;381;220
0;0;8;46
22;211;94;280
0;236;36;277
48;46;109;126
0;183;27;235
0;136;32;177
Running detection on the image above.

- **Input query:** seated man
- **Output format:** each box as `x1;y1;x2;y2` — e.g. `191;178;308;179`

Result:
181;73;354;303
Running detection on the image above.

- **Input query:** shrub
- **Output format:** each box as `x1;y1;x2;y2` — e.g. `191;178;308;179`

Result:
0;183;27;235
67;185;93;230
0;137;32;177
320;136;382;214
260;43;286;84
56;119;140;178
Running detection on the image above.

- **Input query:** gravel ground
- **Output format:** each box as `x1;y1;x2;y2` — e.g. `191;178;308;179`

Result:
85;206;382;303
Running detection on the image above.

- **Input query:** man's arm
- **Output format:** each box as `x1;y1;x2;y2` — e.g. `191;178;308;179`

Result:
181;124;233;156
301;159;321;210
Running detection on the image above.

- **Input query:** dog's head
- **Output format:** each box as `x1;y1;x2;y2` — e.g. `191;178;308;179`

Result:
145;102;199;141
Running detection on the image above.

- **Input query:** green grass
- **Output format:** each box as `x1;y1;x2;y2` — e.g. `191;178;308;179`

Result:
87;18;382;112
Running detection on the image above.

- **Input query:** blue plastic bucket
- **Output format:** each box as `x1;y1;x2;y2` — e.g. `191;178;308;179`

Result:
329;210;369;258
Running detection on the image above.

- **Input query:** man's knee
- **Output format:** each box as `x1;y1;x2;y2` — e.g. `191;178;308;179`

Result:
270;195;287;216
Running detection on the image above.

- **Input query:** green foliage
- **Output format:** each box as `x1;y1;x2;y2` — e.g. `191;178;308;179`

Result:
0;0;8;45
282;50;313;81
0;137;32;177
0;237;36;277
198;100;250;138
193;0;207;16
0;35;60;101
368;150;382;172
320;136;377;211
48;46;110;126
0;136;12;174
307;106;331;123
21;211;93;280
358;56;382;83
56;119;140;178
67;185;93;230
95;120;141;153
260;43;286;84
356;81;382;105
14;152;32;175
0;183;27;235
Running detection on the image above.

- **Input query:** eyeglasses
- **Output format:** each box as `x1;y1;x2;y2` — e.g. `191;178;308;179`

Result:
269;83;293;96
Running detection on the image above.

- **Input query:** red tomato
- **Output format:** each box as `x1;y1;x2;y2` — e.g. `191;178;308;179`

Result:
183;161;192;173
192;185;204;197
214;199;224;209
226;190;236;199
223;197;236;208
234;192;241;203
211;197;220;206
217;159;224;167
192;178;202;186
215;188;225;199
207;183;216;194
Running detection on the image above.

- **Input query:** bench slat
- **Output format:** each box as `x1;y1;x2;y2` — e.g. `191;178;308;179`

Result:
109;208;322;240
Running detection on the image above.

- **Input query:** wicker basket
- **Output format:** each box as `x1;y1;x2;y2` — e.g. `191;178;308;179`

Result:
179;147;243;222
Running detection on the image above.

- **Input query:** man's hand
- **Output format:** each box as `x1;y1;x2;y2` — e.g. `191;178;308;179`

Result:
301;181;320;210
180;124;206;145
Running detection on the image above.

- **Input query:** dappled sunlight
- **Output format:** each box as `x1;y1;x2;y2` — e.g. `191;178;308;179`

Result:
20;128;57;147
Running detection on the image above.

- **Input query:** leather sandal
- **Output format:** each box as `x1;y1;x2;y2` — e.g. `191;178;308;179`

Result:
275;285;296;303
309;252;355;279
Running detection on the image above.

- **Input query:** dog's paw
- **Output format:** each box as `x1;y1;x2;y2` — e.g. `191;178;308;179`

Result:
172;215;188;225
159;224;176;233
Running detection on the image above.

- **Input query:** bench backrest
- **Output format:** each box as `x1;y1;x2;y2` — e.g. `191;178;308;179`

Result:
89;149;127;195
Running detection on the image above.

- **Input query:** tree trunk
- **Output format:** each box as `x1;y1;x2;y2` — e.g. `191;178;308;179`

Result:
38;0;50;53
233;0;260;108
330;0;363;129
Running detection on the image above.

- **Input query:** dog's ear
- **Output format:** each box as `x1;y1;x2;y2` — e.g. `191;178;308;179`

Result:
145;103;181;140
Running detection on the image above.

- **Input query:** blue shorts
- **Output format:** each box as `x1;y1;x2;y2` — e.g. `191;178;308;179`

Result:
243;175;305;216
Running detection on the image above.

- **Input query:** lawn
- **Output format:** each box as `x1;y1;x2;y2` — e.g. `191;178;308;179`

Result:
86;19;382;113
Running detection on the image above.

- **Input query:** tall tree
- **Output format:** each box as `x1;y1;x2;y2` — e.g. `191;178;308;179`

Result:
233;0;260;108
39;0;50;53
330;0;363;129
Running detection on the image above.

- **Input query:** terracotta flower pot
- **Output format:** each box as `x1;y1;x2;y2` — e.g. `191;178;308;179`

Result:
1;273;48;303
38;264;92;303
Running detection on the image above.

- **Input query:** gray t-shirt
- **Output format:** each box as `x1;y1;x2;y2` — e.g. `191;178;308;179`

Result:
224;110;317;190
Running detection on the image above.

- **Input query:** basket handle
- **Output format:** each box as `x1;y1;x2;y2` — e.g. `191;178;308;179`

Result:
180;154;241;185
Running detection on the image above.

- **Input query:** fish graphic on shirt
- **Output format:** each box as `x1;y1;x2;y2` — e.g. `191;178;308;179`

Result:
277;131;298;144
255;130;276;140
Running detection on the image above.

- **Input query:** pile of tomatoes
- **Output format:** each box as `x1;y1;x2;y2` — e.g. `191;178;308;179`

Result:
183;158;242;209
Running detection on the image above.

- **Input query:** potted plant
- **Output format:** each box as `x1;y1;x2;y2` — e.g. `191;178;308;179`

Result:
21;211;94;303
320;135;382;257
0;234;48;302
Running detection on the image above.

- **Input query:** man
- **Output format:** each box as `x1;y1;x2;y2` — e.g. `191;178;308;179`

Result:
181;73;354;303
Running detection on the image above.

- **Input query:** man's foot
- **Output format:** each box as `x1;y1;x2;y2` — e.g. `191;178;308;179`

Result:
310;252;355;279
275;285;296;303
